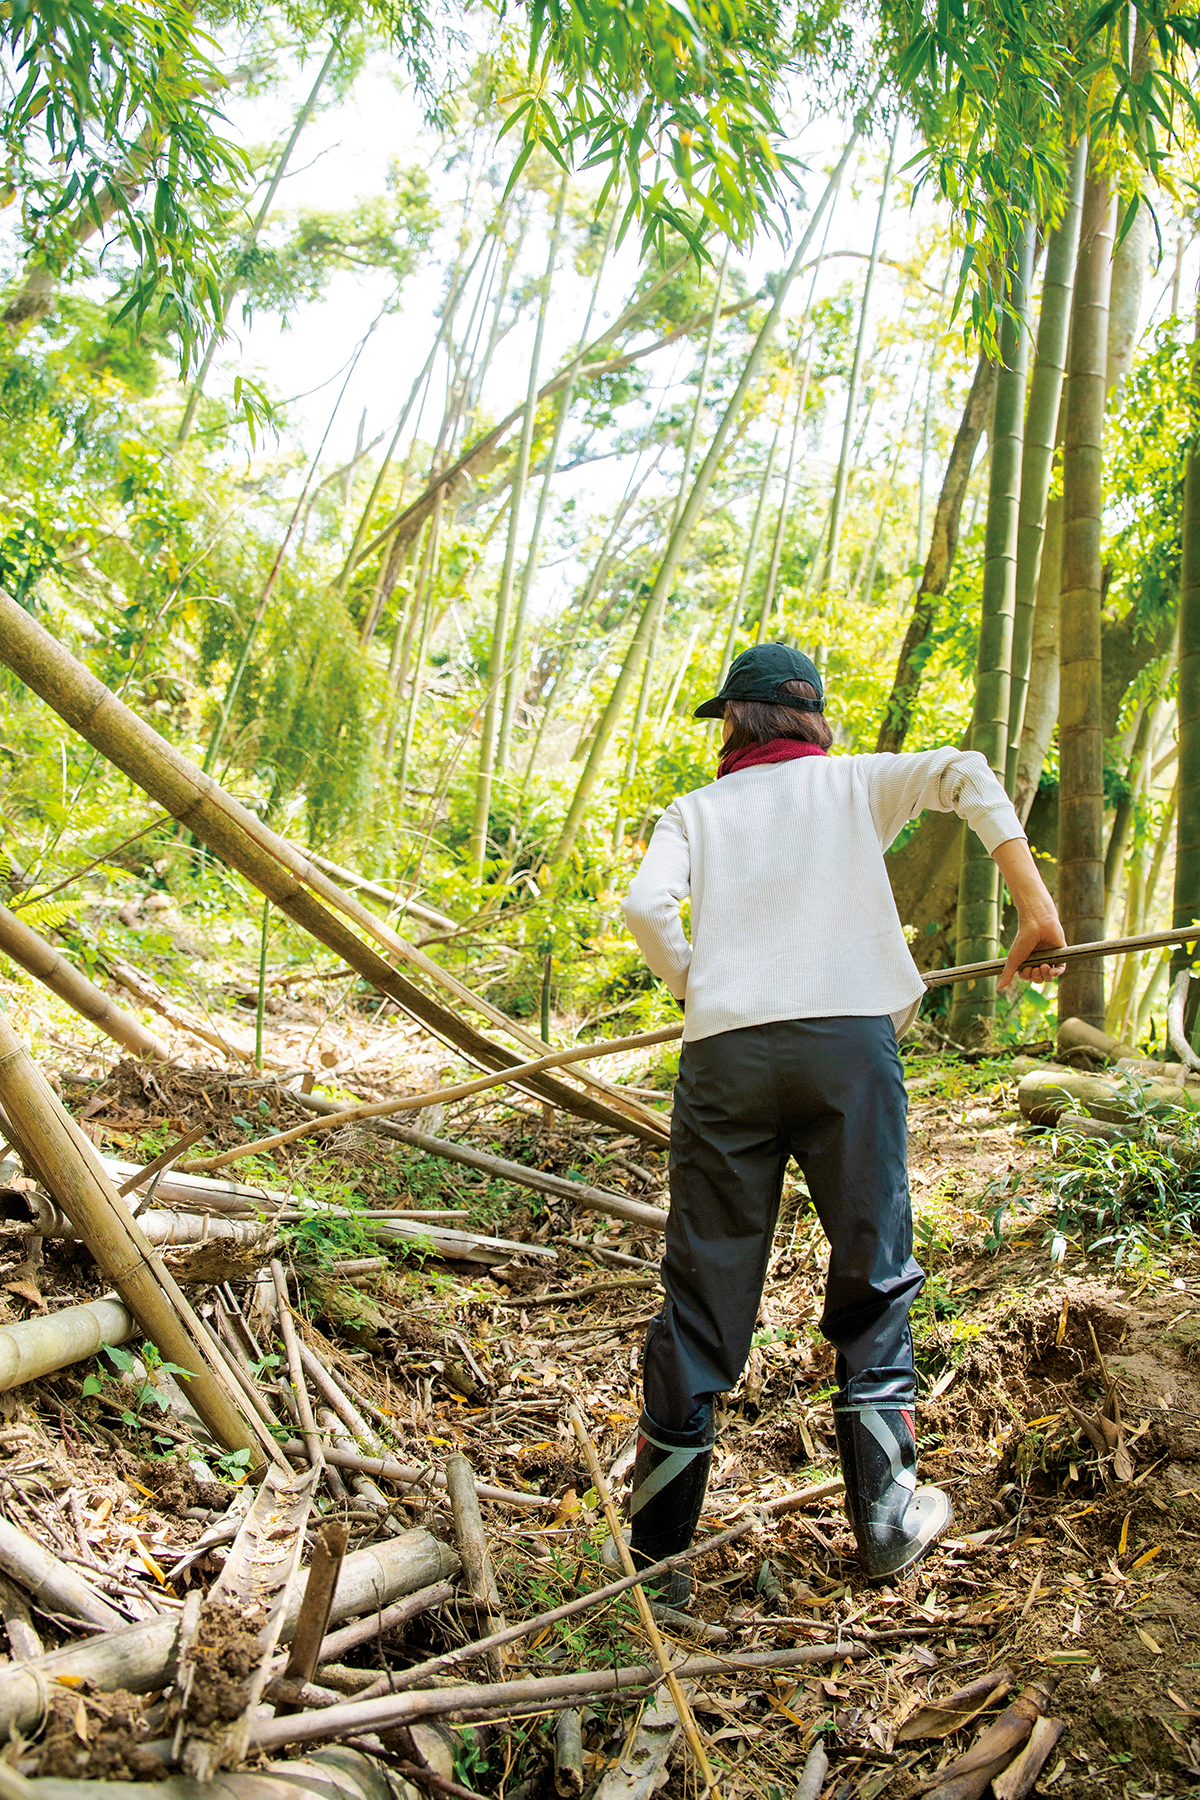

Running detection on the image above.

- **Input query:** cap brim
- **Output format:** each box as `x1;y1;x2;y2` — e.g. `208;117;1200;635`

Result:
693;696;725;719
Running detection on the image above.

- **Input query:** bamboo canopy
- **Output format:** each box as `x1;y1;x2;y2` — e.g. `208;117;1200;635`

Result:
0;591;666;1145
0;1010;272;1466
0;897;171;1061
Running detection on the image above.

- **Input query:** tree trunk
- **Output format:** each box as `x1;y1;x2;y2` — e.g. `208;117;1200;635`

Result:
875;355;996;753
823;126;897;592
546;104;873;879
949;222;1035;1043
1006;142;1085;794
1059;159;1116;1029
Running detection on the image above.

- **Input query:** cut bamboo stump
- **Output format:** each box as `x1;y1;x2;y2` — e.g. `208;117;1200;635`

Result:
0;900;171;1061
0;1012;271;1467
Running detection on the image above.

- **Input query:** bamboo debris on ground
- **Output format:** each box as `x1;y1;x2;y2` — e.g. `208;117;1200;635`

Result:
291;1094;670;1230
284;1522;350;1686
179;1026;680;1177
0;1513;126;1630
0;1012;273;1467
0;1527;462;1738
0;899;172;1062
281;1441;551;1509
0;591;665;1143
568;1402;719;1798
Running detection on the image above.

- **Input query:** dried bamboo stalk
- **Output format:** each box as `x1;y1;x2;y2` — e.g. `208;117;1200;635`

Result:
568;1403;717;1796
444;1452;506;1679
0;591;664;1142
0;1011;270;1466
271;1260;323;1469
281;1441;550;1509
316;1578;456;1664
15;1745;420;1800
0;1514;125;1629
0;1294;135;1394
291;1096;670;1230
0;900;171;1060
249;1643;871;1752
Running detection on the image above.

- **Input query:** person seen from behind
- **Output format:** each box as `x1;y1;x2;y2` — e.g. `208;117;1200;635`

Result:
617;644;1066;1590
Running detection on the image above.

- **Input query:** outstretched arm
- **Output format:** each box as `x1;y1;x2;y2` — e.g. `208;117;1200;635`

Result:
993;838;1066;993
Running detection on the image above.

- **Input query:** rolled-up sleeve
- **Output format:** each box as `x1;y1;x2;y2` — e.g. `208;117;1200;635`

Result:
622;802;692;999
862;747;1027;853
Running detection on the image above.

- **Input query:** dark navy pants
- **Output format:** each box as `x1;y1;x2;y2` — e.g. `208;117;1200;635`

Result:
642;1016;924;1437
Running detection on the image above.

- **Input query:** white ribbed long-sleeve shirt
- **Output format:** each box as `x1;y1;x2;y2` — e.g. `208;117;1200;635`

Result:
622;746;1026;1042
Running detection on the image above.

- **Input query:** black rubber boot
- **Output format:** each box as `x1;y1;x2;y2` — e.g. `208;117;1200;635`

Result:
833;1400;951;1582
604;1409;713;1608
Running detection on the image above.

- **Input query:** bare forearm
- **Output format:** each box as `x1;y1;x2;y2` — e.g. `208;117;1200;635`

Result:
992;838;1066;990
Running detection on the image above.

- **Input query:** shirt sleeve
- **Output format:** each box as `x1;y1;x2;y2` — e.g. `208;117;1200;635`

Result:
621;800;692;1000
860;747;1027;853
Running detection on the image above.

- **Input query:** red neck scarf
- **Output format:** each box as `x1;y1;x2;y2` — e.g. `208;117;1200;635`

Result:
717;739;828;779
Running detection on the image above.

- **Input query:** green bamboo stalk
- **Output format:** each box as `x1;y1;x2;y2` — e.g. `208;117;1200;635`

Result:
874;354;995;753
470;180;569;879
615;251;729;837
1005;141;1086;796
1059;160;1116;1029
177;37;342;447
949;220;1036;1044
498;192;618;774
545;100;877;881
822;124;897;594
1173;309;1200;986
254;895;270;1072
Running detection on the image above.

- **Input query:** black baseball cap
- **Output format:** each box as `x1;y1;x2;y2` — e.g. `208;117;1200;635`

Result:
693;644;824;720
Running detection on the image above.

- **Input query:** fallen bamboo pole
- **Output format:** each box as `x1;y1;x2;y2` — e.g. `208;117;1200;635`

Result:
0;1012;273;1468
0;899;171;1061
290;1096;670;1230
282;1441;553;1509
0;1514;126;1630
248;1642;872;1753
0;591;664;1143
184;924;1200;1177
0;1293;135;1394
181;1026;680;1175
569;1401;718;1796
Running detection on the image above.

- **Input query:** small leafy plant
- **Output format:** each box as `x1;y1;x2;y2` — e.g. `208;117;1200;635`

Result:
82;1340;195;1431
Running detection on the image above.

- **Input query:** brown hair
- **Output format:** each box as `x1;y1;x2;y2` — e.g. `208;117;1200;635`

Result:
722;679;833;752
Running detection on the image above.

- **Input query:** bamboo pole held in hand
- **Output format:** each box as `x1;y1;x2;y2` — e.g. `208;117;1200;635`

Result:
0;1011;271;1467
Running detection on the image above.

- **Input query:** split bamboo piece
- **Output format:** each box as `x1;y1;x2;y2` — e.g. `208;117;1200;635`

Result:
0;899;170;1061
0;1011;272;1467
567;1402;718;1798
285;1522;350;1685
0;590;663;1143
0;1294;135;1394
282;1440;551;1509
